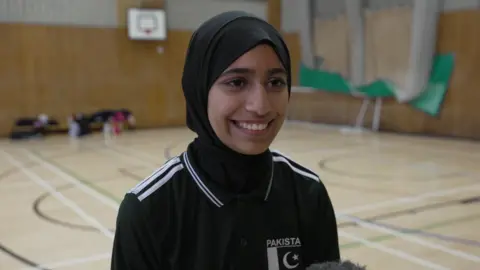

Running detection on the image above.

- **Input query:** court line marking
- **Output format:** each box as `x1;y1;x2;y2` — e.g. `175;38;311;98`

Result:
158;133;479;217
1;150;114;240
338;214;480;262
30;149;121;200
20;252;111;270
338;230;449;270
287;121;480;150
115;141;479;262
24;149;120;211
161;139;479;260
88;144;160;168
164;139;478;218
106;144;165;166
339;183;480;214
17;136;477;266
0;243;44;270
355;214;480;248
341;213;480;250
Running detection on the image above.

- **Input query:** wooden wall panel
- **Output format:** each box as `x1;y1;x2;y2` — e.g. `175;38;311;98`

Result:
0;23;191;137
283;32;301;85
268;0;282;30
313;7;412;84
289;9;480;140
314;15;349;76
420;10;480;139
117;0;138;26
364;7;412;90
0;24;301;137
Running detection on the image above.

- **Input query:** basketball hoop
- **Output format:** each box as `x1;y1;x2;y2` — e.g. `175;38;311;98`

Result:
127;8;166;40
137;14;157;36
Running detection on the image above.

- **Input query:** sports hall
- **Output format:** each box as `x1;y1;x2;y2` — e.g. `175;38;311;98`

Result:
1;0;479;269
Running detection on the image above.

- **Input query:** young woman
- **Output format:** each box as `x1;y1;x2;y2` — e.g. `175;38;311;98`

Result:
111;11;340;270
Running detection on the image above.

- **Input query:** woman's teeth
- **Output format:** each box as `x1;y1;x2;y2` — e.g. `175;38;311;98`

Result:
237;122;268;131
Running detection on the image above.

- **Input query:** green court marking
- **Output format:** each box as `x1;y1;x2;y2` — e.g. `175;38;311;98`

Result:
341;214;480;250
30;150;122;203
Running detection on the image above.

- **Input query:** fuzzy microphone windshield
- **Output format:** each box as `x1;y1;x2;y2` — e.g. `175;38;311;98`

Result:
306;260;367;270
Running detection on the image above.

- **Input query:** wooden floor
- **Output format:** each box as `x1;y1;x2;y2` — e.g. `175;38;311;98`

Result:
0;122;479;270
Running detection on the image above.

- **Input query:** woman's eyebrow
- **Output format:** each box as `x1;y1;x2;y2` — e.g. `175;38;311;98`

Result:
221;67;286;76
268;68;287;76
221;68;254;76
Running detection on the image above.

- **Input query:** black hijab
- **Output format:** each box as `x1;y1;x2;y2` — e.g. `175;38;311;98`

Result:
181;11;291;194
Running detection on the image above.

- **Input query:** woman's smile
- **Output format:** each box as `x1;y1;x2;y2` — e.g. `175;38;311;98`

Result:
230;119;274;136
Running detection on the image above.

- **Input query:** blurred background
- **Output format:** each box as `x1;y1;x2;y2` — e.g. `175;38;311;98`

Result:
0;0;479;139
1;1;480;269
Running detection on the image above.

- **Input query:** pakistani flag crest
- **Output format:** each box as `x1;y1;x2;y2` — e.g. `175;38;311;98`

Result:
267;237;302;270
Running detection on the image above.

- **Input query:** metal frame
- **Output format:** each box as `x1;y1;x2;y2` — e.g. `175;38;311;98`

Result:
355;97;383;131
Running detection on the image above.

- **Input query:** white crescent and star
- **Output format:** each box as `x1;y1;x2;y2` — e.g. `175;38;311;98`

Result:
282;251;300;269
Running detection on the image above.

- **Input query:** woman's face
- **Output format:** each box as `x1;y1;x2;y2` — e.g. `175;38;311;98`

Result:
207;44;289;155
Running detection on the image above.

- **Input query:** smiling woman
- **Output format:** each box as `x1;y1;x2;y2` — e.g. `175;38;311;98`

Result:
207;44;290;155
111;10;340;270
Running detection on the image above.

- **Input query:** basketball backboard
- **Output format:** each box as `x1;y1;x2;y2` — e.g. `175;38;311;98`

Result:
127;8;167;41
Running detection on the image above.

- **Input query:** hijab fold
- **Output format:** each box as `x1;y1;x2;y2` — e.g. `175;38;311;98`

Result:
181;11;291;194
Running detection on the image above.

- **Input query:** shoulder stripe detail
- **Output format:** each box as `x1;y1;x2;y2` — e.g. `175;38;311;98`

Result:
137;163;184;201
273;156;319;181
130;156;181;195
271;150;319;175
271;151;319;182
182;152;223;207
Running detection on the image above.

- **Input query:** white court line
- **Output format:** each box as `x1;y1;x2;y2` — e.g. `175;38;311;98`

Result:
22;149;120;211
88;143;159;168
284;120;356;132
20;253;111;270
107;144;165;166
338;214;480;263
271;144;362;157
1;150;114;239
107;143;480;265
108;140;479;218
286;121;477;150
339;183;480;215
338;230;449;270
38;137;475;266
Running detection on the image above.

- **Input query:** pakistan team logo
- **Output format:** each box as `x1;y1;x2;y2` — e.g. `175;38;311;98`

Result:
267;237;302;270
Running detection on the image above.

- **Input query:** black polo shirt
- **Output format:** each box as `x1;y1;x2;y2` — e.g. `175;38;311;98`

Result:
111;149;340;270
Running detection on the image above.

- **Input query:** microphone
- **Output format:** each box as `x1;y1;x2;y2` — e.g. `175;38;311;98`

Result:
306;260;366;270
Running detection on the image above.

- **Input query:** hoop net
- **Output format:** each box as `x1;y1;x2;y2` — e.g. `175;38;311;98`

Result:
138;15;157;36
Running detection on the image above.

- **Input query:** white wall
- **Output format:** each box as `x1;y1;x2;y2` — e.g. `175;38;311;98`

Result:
0;0;266;30
165;0;266;30
281;0;307;32
310;0;480;21
0;0;117;27
442;0;480;11
0;0;478;30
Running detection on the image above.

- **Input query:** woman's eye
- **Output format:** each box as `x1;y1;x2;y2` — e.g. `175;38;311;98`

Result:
269;78;287;88
227;78;246;88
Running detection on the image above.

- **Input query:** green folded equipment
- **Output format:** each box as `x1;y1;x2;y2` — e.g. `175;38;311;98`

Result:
299;66;352;94
408;53;455;116
298;53;455;116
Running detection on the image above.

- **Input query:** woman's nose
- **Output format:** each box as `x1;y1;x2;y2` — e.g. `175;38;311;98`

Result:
245;84;272;116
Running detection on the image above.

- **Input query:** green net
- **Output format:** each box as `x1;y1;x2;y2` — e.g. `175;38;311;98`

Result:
298;53;455;116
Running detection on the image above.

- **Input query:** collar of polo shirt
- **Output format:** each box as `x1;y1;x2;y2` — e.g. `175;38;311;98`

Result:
182;151;274;207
